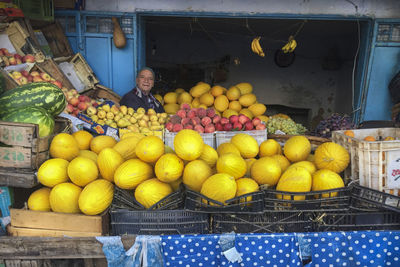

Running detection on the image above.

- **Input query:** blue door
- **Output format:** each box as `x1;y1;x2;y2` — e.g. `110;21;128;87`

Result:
56;11;138;97
362;21;400;122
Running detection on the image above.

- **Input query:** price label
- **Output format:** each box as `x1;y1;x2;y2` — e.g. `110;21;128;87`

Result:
386;151;400;189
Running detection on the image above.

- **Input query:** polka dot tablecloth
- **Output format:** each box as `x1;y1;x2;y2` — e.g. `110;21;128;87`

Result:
161;231;400;267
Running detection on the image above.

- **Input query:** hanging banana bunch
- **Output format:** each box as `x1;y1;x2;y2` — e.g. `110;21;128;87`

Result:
251;37;265;57
281;35;297;53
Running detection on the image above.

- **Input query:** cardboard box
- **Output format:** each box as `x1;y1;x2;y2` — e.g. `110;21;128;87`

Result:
9;208;109;237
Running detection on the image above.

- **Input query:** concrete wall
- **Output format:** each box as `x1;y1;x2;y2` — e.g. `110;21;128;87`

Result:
85;0;400;18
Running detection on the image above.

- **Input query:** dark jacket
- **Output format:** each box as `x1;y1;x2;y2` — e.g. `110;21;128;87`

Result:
120;88;164;113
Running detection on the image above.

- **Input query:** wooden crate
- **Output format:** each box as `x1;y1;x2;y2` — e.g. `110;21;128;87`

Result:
5;21;43;57
70;53;99;90
40;21;74;58
82;84;121;103
37;58;74;89
0;69;18;91
8;208;109;237
0;117;71;170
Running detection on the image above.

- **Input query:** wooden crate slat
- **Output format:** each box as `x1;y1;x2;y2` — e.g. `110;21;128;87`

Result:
0;169;38;188
0;122;37;147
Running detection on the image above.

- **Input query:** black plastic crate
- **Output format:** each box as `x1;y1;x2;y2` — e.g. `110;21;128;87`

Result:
263;187;351;212
185;187;264;214
110;209;210;235
211;212;314;234
350;184;400;212
111;185;184;210
313;210;400;232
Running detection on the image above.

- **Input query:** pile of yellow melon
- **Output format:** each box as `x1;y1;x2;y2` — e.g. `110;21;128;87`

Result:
156;82;269;122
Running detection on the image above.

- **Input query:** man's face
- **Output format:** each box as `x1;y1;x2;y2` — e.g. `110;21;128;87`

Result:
136;70;154;95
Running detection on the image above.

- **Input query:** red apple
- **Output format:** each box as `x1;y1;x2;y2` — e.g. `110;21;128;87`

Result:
229;115;239;124
14;54;22;60
21;70;29;77
27;75;33;82
69;97;79;107
256;124;266;130
30;71;40;77
194;125;204;133
233;122;243;131
252;117;262;126
165;122;173;132
201;117;212;127
72;108;80;116
16;58;22;65
78;95;86;102
204;124;215;133
51;80;63;88
244;121;254;130
18;76;28;85
69;89;78;96
66;104;74;113
40;72;51;82
212;115;221;124
78;102;88;111
223;123;233;131
238;114;250;125
83;95;91;102
215;123;224;131
0;50;3;56
8;57;16;65
32;76;43;82
0;48;9;55
22;54;35;63
220;117;229;125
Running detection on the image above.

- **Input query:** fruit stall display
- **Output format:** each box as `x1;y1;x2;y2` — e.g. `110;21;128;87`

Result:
0;48;35;66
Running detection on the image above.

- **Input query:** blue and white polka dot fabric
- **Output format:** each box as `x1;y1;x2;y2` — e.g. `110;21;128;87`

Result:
161;231;400;267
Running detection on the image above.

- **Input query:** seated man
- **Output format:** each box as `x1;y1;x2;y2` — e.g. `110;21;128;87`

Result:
120;67;164;113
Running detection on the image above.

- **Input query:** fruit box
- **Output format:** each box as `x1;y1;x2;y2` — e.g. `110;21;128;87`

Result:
215;129;268;147
8;208;109;237
5;21;43;56
3;62;57;87
0;117;72;188
37;58;74;89
70;52;99;91
164;130;216;149
332;128;400;196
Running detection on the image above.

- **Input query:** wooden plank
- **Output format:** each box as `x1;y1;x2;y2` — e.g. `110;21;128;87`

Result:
0;122;37;147
8;226;103;238
0;236;136;259
10;209;108;233
0;169;38;188
0;147;32;169
40;22;74;58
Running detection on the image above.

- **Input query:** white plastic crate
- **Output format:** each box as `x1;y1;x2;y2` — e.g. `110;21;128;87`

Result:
164;130;216;150
215;129;268;147
332;128;400;196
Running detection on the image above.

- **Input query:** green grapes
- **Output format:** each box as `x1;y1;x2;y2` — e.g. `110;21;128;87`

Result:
266;117;308;135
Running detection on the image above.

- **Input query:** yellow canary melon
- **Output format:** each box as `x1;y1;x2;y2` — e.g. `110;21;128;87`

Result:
287;161;317;175
169;178;182;191
37;158;69;187
177;92;193;104
214;95;229;112
190;83;211;98
90;135;117;154
49;133;79;161
236;178;259;202
226;86;241;101
238;93;257;107
216;153;247;179
164;103;180;114
239;108;254;119
49;182;82;214
27;187;51;211
228;101;242;112
164;92;178;104
200;173;237;204
231;133;259;159
72;130;93;150
271;154;291;172
97;148;124;182
199;144;219;167
314;142;350;173
68;156;98;187
276;166;312;200
210;85;225;97
191;98;201;108
174;129;204;161
183;160;212;192
312;169;345;198
79;179;114;215
283;136;311;162
135;136;165;163
113;135;144;160
79;150;98;163
217;142;241;156
199;92;214;107
235;82;253;95
135;178;173;209
259;139;282;157
155;153;184;183
222;109;238;118
114;159;153;189
251;157;281;186
175;88;185;94
245;158;257;177
248;103;267;116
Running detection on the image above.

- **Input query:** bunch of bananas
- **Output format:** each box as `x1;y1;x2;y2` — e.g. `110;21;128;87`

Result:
281;35;297;53
251;37;265;57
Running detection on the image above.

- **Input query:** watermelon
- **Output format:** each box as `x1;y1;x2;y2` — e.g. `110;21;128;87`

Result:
1;107;55;137
0;82;66;117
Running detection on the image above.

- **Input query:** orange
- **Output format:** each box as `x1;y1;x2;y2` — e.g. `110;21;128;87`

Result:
72;130;93;150
343;130;355;138
364;136;376;141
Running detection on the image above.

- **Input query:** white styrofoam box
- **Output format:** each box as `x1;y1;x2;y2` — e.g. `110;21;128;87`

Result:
332;128;400;197
215;129;268;148
58;61;86;92
164;130;216;150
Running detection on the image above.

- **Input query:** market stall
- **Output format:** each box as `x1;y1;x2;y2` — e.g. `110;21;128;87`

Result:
0;2;400;267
